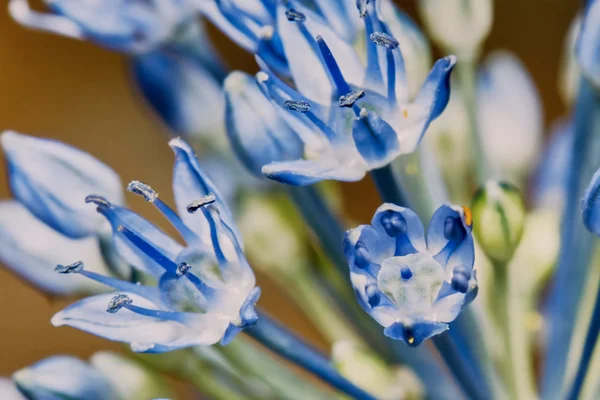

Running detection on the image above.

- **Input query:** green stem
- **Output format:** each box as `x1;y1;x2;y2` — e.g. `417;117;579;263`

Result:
457;57;490;186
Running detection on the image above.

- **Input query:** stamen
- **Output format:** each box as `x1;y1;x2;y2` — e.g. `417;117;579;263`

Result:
283;100;311;113
79;270;158;300
107;294;132;314
315;35;352;95
356;0;369;18
186;193;217;214
127;181;157;202
401;267;413;280
285;8;306;22
176;262;191;277
339;89;366;108
117;225;178;273
369;32;399;49
85;195;111;208
124;303;187;323
55;261;83;274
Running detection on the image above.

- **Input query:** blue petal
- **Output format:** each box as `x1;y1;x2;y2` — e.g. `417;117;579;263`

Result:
577;0;600;88
224;71;304;177
383;320;448;346
132;47;224;137
582;165;600;235
52;292;229;351
413;55;457;121
169;138;241;244
262;158;366;185
0;201;113;296
344;225;391;278
11;0;199;53
426;205;475;275
352;108;400;168
99;204;183;277
1;131;124;239
13;356;119;400
371;203;427;255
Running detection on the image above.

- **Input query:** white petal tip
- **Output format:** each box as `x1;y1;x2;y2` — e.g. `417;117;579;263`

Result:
256;72;269;83
50;312;65;327
224;71;250;93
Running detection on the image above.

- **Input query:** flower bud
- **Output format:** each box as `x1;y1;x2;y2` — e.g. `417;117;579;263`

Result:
418;0;493;59
472;181;526;264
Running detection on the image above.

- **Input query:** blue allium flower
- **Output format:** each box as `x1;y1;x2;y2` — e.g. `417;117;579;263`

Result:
578;0;600;88
344;203;477;346
51;138;260;352
253;0;456;185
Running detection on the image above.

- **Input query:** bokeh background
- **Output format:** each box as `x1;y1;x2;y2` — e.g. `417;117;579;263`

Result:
0;0;579;395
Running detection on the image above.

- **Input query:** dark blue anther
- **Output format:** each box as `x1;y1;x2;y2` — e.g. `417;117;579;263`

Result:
354;241;371;269
366;283;380;307
369;32;399;49
401;267;413;280
283;100;311;113
451;273;470;293
285;8;306;22
356;0;369;18
55;261;84;274
339;89;366;108
380;211;407;237
443;216;466;242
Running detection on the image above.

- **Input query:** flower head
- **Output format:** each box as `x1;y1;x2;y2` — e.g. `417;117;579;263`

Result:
51;139;260;352
254;1;456;185
344;203;477;346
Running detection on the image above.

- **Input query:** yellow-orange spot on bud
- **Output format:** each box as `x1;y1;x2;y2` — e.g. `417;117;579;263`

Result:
402;109;409;119
407;336;415;345
462;206;473;226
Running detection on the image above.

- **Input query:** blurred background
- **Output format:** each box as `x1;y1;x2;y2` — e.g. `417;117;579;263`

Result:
0;0;579;393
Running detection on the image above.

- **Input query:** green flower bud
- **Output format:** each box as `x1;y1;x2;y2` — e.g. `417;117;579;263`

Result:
418;0;493;60
472;181;526;264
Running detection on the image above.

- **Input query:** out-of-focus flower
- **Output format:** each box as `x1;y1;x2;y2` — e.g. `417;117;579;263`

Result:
52;139;260;352
477;51;544;182
8;0;199;53
530;120;574;211
418;0;493;60
1;131;123;239
13;356;121;400
560;16;582;106
344;203;477;346
472;181;526;264
257;1;455;185
577;0;600;89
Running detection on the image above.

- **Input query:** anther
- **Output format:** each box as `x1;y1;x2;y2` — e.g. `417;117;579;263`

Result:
85;195;111;208
354;241;371;268
451;274;469;294
366;283;380;307
55;261;84;274
380;211;408;237
369;32;399;49
285;8;306;22
356;0;369;18
127;181;157;202
186;193;216;214
400;267;413;280
176;262;191;277
106;294;132;314
339;89;366;108
283;100;311;113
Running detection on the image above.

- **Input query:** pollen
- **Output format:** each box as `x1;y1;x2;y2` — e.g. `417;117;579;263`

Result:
462;206;473;226
402;109;409;119
408;336;415;345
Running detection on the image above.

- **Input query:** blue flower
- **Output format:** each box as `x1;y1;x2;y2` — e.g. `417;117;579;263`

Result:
255;1;456;185
1;131;124;239
8;0;200;53
51;138;260;352
12;356;121;400
344;203;477;346
577;0;600;88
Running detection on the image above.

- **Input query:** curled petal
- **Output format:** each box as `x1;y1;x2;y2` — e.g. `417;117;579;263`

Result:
262;158;366;185
0;201;110;296
1;131;123;238
9;0;84;40
13;356;119;400
352;109;400;168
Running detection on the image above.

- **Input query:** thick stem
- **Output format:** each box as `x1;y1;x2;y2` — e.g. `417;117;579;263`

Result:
245;311;377;400
370;164;410;208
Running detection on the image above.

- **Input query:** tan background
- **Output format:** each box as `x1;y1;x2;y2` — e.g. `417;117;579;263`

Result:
0;0;578;391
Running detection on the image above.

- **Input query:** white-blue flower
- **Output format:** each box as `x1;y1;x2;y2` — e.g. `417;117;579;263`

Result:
344;203;477;346
52;138;260;352
253;0;456;185
577;0;600;89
